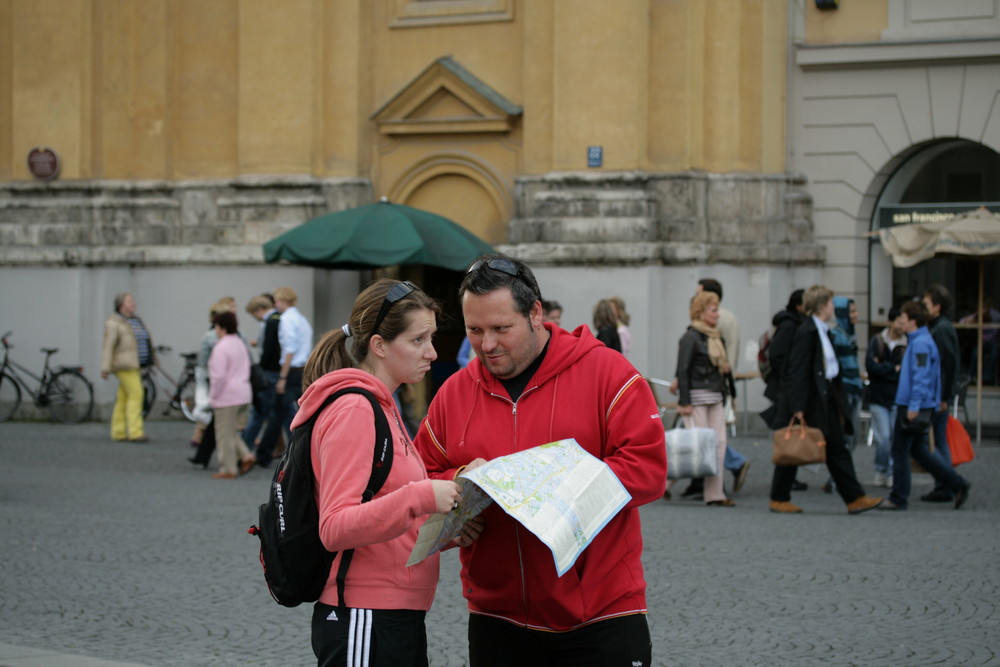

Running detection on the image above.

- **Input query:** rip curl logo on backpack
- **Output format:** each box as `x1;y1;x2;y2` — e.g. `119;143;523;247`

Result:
248;387;393;608
274;479;286;534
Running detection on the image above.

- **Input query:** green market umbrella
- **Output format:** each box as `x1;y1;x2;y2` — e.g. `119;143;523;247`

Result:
262;199;494;271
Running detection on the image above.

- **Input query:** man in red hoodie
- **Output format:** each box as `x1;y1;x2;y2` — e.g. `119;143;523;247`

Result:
414;253;667;667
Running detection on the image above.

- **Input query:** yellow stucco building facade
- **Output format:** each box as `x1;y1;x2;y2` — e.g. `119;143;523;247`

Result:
3;0;999;423
1;0;791;248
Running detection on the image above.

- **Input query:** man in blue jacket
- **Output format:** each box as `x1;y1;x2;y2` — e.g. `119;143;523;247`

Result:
880;300;971;511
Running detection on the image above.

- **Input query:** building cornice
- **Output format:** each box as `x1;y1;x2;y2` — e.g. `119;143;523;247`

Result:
796;37;1000;70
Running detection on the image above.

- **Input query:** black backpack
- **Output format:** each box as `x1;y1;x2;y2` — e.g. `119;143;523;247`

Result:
248;387;393;608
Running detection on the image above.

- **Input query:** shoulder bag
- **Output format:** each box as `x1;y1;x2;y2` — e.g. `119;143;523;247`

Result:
900;407;934;435
772;416;826;466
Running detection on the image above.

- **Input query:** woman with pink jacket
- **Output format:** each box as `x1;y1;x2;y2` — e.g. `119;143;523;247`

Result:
207;310;255;479
298;279;474;667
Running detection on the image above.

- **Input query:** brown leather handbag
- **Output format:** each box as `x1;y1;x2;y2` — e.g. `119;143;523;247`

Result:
772;417;827;466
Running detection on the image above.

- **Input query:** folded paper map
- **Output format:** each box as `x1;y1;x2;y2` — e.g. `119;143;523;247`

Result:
407;438;631;576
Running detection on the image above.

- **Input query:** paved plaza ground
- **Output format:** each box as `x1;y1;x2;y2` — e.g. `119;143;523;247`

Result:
1;420;997;666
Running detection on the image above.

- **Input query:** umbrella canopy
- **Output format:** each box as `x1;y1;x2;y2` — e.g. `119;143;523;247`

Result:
878;206;1000;268
263;200;495;271
877;205;1000;444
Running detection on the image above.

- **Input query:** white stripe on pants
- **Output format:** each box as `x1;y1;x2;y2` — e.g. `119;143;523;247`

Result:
348;608;373;667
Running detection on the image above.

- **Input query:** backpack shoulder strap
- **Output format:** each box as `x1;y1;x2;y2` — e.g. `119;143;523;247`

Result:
311;386;394;607
323;387;394;500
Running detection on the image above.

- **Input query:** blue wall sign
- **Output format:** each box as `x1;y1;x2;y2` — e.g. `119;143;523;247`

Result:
587;146;603;168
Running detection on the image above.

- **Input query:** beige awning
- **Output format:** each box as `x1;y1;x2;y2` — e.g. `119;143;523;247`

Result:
878;206;1000;268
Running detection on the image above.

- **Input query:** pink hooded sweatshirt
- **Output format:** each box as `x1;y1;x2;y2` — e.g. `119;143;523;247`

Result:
291;368;441;610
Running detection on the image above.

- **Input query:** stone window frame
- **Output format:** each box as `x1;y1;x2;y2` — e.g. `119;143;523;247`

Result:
882;0;1000;41
389;0;513;28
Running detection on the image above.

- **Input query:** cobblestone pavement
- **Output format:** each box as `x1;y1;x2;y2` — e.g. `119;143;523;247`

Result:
1;421;997;667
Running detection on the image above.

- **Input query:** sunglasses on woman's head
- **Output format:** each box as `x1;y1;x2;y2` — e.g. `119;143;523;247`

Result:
372;281;417;335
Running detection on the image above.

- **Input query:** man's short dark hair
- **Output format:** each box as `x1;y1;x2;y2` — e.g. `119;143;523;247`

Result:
888;305;901;321
902;300;930;327
542;299;562;314
461;254;542;318
699;278;723;301
924;283;952;314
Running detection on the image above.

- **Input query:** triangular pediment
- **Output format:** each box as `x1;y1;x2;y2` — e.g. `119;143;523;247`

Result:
372;56;522;135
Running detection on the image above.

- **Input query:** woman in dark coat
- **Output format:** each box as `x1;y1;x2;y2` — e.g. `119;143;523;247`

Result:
593;299;622;352
672;290;735;507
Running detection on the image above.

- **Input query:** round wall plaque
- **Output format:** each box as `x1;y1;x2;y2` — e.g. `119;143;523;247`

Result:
27;147;61;181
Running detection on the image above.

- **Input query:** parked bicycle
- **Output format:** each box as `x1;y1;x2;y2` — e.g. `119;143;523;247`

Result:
141;345;197;423
0;331;95;423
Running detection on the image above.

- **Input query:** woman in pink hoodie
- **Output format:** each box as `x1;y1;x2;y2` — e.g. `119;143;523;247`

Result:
298;279;469;667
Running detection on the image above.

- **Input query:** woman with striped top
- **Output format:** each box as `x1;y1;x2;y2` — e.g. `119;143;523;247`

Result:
674;290;736;507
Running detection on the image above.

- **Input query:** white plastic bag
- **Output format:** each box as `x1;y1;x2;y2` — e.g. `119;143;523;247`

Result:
665;422;719;480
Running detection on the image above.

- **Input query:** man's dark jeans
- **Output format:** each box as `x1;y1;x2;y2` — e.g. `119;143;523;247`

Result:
254;368;302;467
929;407;956;497
889;408;966;508
242;370;278;452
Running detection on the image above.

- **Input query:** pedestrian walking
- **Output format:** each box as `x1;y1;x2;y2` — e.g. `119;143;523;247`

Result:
768;285;883;515
671;289;736;507
865;306;906;488
921;284;962;502
255;286;312;467
207;310;255;480
879;300;971;511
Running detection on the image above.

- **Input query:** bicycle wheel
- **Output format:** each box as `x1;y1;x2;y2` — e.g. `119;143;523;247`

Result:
0;371;22;422
142;372;156;418
177;376;197;423
44;370;94;424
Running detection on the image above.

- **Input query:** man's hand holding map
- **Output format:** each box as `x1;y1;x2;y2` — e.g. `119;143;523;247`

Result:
407;438;631;576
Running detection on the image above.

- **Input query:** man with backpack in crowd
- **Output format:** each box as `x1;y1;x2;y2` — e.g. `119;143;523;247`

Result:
760;288;808;492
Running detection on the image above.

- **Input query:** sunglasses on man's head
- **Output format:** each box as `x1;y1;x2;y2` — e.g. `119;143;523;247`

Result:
467;257;520;278
466;258;541;302
373;281;417;335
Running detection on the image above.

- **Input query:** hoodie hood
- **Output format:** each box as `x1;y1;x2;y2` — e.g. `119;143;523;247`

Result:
833;296;855;336
291;368;395;429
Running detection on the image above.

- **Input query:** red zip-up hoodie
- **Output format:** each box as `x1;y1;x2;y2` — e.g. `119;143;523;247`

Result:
294;369;441;611
414;323;667;631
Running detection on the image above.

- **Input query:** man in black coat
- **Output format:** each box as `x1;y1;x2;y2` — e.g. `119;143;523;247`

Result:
769;285;882;515
760;289;808;491
763;289;805;406
921;284;961;502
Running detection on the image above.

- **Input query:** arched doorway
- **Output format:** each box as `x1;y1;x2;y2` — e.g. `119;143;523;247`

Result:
870;139;1000;431
379;166;507;421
